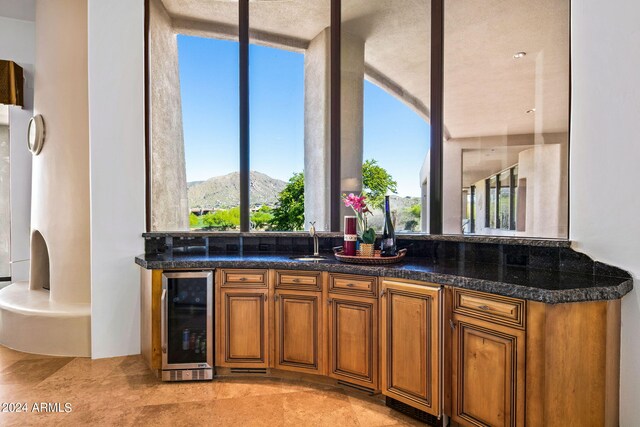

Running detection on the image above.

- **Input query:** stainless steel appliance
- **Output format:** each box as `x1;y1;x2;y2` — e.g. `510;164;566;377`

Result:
161;271;213;381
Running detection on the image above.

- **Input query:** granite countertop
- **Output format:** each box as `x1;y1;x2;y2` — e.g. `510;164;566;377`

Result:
135;252;632;304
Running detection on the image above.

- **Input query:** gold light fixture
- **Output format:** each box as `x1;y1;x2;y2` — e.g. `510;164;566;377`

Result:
0;60;24;107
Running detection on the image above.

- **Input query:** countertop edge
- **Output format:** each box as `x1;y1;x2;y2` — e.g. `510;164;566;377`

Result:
134;256;632;304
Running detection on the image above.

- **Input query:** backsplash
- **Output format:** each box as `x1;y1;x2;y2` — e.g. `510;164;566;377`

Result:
143;233;630;279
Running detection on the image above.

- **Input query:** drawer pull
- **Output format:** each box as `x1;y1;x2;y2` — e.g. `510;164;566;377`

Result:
478;305;491;311
380;289;386;298
327;298;333;305
346;283;354;287
449;319;456;330
263;294;267;301
274;294;279;302
239;277;247;282
293;278;300;283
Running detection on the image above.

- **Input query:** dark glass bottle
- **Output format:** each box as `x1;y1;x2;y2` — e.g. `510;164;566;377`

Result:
380;196;397;257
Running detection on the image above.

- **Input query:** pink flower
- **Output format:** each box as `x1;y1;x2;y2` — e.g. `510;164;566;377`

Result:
342;193;368;213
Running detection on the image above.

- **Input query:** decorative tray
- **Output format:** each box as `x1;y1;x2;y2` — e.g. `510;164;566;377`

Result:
332;247;407;265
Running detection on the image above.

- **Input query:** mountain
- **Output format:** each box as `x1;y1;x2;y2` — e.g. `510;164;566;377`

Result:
188;171;287;209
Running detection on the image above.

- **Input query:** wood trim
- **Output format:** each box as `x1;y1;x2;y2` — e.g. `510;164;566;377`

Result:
143;0;151;232
220;268;268;288
239;0;250;231
140;268;163;371
525;300;621;426
219;288;269;368
451;313;525;427
328;294;378;389
330;0;341;231
380;279;440;416
452;288;526;330
328;273;377;297
274;290;323;374
275;270;322;292
429;0;444;234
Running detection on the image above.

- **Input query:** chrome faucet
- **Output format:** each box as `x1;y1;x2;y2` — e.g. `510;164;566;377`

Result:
309;221;319;256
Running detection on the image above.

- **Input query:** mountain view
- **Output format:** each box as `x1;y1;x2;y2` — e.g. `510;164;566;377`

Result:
188;171;287;210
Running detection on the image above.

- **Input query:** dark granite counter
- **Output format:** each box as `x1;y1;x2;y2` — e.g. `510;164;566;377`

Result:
135;252;632;304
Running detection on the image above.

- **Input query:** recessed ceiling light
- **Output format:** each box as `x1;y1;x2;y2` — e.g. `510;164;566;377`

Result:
513;51;527;59
526;108;536;114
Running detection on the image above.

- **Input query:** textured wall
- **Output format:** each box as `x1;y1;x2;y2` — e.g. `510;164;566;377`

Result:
149;0;188;231
31;0;90;304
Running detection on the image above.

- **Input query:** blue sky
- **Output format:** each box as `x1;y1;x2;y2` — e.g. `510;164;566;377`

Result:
178;35;430;197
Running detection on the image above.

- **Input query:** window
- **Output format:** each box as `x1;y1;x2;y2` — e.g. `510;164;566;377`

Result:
147;0;569;238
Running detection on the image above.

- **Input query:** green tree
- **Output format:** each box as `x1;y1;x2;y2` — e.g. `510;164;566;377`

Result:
189;212;200;228
269;162;397;231
270;172;305;231
362;159;398;209
202;207;241;230
251;205;274;230
408;203;421;219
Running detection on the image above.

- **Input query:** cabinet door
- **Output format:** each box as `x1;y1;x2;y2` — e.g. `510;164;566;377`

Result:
218;288;269;368
380;279;441;416
451;314;525;427
274;290;324;374
328;294;378;390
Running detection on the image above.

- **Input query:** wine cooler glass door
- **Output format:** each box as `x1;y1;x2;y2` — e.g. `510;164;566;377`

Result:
162;271;213;370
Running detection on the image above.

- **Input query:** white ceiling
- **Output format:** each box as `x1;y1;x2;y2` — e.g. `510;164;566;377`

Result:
160;0;569;139
0;0;35;21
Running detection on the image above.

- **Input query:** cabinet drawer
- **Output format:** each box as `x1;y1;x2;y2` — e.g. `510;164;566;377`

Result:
275;270;322;291
220;269;268;288
329;274;377;297
452;288;525;329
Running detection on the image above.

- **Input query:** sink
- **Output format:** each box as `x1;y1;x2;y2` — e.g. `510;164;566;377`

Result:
290;255;329;262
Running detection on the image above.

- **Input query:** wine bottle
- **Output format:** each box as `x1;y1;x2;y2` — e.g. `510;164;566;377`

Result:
381;196;397;257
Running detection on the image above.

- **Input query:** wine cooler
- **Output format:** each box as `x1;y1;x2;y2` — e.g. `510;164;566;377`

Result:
161;271;213;381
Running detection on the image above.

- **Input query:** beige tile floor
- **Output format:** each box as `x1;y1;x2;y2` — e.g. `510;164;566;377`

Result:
0;345;424;426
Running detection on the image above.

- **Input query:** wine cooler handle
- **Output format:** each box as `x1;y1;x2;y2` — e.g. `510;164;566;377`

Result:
161;288;167;354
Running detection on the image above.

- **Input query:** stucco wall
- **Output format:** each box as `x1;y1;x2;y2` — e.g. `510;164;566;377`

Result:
149;0;188;231
570;0;640;423
32;0;90;304
88;0;145;358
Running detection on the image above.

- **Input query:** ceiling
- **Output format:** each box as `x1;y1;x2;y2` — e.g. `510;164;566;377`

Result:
160;0;569;140
0;0;35;21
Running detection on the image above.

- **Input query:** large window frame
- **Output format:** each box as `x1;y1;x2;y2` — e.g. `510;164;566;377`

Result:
143;0;569;236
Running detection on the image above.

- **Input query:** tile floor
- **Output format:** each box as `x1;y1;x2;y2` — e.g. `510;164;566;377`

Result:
0;346;423;426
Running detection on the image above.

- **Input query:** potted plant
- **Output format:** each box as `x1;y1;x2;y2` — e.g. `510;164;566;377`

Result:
342;193;376;256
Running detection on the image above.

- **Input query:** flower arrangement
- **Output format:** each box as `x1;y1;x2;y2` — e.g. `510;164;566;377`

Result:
342;193;376;244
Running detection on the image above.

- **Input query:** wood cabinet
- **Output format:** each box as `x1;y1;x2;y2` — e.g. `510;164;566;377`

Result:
217;288;269;368
380;278;441;416
328;294;378;390
450;289;526;427
274;289;324;374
